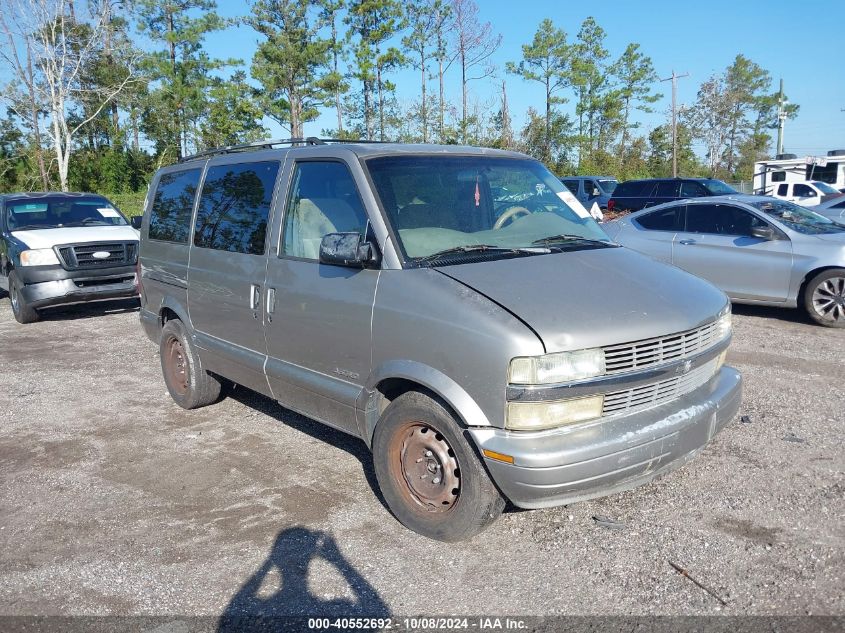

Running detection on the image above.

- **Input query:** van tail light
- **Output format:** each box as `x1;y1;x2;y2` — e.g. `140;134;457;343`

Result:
607;200;615;212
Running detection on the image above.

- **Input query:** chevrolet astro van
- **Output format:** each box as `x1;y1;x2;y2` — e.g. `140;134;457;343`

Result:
137;139;742;541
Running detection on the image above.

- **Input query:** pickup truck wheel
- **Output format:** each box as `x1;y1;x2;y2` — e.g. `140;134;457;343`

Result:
160;319;221;408
9;272;39;324
804;269;845;328
372;391;505;542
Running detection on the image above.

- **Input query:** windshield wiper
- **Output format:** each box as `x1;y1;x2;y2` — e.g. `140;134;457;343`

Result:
10;224;53;231
415;244;545;265
531;234;612;246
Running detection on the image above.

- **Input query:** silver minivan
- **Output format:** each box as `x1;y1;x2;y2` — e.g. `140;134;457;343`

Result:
138;140;741;541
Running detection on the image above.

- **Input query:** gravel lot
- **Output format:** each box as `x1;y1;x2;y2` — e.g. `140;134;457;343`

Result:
0;296;842;619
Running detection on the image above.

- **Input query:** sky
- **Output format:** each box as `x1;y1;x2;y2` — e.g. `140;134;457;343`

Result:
205;0;845;160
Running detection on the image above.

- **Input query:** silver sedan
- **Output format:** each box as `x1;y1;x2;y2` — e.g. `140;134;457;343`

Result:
603;195;845;327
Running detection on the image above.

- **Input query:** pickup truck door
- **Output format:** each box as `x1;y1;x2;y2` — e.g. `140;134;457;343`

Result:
262;159;378;436
672;203;792;302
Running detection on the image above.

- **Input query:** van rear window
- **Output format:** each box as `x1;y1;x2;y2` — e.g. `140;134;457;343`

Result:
149;169;201;243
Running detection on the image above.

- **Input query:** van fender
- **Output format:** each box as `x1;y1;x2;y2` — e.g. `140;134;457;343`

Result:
157;296;192;329
358;359;493;445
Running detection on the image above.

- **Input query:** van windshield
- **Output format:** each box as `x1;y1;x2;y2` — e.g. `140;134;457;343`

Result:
365;156;612;262
6;196;128;230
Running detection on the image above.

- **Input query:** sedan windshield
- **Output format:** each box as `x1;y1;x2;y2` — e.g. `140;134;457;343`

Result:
702;179;737;195
365;156;612;262
6;196;127;230
751;199;845;234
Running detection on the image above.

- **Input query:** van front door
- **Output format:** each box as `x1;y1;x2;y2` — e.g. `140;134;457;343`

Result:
263;160;378;436
187;158;283;393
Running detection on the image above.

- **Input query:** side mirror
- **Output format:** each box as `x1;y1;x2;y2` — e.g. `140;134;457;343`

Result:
750;226;775;240
319;232;379;268
130;216;142;230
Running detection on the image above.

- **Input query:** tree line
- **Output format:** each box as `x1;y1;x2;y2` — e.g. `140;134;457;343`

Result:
0;0;798;197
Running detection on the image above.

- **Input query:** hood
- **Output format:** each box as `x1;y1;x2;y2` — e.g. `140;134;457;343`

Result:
812;232;845;244
11;225;139;249
437;247;729;352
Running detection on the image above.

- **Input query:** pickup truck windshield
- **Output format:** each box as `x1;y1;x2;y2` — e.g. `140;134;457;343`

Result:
7;196;128;230
365;156;611;261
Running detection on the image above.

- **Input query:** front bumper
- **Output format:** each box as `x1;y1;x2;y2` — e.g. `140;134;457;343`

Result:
469;366;742;509
17;264;138;309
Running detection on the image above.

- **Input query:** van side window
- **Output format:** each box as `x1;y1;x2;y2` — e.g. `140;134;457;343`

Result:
193;161;280;255
777;184;788;196
149;169;201;243
282;162;369;260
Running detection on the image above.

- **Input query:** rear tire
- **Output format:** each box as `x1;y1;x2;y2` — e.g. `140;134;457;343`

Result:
372;390;505;542
160;319;222;408
9;272;39;324
803;269;845;328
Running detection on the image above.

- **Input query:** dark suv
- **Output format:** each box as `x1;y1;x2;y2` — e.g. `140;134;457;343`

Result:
608;178;736;214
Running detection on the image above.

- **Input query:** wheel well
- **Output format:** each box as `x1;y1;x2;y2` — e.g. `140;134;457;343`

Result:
159;307;180;327
372;378;467;428
798;266;845;305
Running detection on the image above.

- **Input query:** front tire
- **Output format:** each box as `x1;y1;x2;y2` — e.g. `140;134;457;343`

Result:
9;272;39;324
160;319;222;408
803;269;845;328
372;391;505;542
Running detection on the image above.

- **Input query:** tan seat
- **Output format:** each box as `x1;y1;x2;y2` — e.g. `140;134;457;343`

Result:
287;197;363;259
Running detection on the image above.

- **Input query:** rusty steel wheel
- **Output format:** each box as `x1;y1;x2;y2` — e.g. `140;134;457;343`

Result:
373;391;505;541
159;319;221;409
390;422;461;513
163;335;189;396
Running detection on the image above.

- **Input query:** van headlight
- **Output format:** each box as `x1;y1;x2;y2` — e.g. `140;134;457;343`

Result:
508;348;606;385
20;248;60;266
506;395;604;431
715;311;732;340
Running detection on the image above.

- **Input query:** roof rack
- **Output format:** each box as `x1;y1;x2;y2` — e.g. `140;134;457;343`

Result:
179;137;390;163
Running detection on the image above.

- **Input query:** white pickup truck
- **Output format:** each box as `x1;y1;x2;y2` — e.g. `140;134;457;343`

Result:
1;192;140;323
769;180;841;206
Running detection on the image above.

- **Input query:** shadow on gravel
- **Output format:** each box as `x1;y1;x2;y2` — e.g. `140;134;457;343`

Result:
218;527;390;630
229;387;389;512
731;303;814;326
37;297;140;322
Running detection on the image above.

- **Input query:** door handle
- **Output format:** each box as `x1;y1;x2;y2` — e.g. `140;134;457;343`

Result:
266;287;276;314
679;239;697;245
249;283;261;309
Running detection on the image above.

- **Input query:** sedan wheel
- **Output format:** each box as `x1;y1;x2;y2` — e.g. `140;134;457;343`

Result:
805;270;845;328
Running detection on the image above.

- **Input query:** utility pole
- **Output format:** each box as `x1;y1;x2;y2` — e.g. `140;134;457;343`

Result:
661;70;689;177
776;78;787;156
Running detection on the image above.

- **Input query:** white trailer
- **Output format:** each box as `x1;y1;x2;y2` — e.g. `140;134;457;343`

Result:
753;150;845;195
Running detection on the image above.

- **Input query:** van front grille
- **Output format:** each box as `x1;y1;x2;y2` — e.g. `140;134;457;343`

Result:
602;357;719;417
57;242;138;270
602;320;722;375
